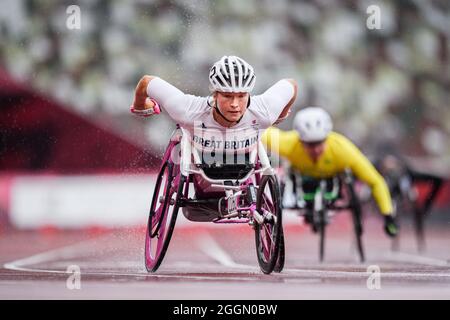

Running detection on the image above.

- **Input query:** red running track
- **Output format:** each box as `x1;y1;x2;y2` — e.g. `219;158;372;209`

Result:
1;213;449;299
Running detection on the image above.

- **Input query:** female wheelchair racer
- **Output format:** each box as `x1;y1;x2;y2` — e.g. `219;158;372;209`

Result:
130;56;298;273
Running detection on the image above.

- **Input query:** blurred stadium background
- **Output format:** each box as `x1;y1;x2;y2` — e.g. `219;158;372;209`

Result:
0;0;449;229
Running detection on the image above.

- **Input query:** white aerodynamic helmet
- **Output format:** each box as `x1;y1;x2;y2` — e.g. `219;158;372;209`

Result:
209;55;256;93
293;107;333;142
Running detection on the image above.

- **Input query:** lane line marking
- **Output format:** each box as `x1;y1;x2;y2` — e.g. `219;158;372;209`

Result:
195;232;257;270
383;251;449;267
282;268;450;278
3;235;259;282
4;234;449;281
3;238;103;273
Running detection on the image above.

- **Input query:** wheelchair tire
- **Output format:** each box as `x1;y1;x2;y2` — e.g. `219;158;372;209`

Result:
145;160;186;273
348;182;365;262
318;209;326;262
413;204;426;252
273;228;285;273
255;175;282;274
390;198;400;252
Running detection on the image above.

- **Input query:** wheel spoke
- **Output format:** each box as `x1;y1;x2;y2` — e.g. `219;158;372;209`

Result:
264;223;274;253
259;221;275;261
152;206;163;224
262;192;274;212
260;230;270;260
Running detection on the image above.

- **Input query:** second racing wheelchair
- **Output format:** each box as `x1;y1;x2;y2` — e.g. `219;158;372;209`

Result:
281;168;365;262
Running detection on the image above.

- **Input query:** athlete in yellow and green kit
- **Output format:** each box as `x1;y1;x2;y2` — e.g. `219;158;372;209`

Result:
262;107;398;237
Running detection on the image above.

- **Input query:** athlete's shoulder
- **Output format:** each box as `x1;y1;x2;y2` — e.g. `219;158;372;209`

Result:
328;131;355;146
327;132;369;170
185;95;210;112
327;131;362;155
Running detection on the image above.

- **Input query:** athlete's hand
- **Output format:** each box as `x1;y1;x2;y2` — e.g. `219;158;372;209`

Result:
133;97;154;110
130;98;161;117
384;214;399;237
130;75;160;117
273;109;292;125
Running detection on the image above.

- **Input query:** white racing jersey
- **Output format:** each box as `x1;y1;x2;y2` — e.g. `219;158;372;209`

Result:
148;77;295;172
192;126;259;154
147;77;295;143
148;77;294;192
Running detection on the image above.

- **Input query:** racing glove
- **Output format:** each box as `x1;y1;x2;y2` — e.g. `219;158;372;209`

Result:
384;214;399;238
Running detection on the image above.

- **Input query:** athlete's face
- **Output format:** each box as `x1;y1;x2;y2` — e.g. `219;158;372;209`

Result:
302;140;326;162
214;92;249;123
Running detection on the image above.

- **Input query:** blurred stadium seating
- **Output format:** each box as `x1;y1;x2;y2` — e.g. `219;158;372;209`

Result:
1;0;448;166
0;0;449;229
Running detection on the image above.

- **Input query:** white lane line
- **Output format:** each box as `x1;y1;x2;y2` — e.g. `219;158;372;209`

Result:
4;265;258;281
4;235;449;281
195;232;257;270
3;238;102;273
3;236;259;282
384;251;449;267
7;261;450;280
282;268;450;278
5;257;259;281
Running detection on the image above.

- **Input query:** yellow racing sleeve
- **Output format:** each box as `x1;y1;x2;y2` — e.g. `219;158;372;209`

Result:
337;135;393;215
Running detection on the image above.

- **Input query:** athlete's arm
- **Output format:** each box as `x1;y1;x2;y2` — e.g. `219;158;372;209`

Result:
256;79;297;127
132;75;156;111
274;79;298;124
132;75;203;124
340;136;393;215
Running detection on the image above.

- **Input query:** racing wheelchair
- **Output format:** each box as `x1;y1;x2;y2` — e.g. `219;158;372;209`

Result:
281;168;365;262
144;125;284;274
375;154;444;252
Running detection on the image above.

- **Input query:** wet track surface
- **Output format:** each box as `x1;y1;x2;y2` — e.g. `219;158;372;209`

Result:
1;213;450;299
